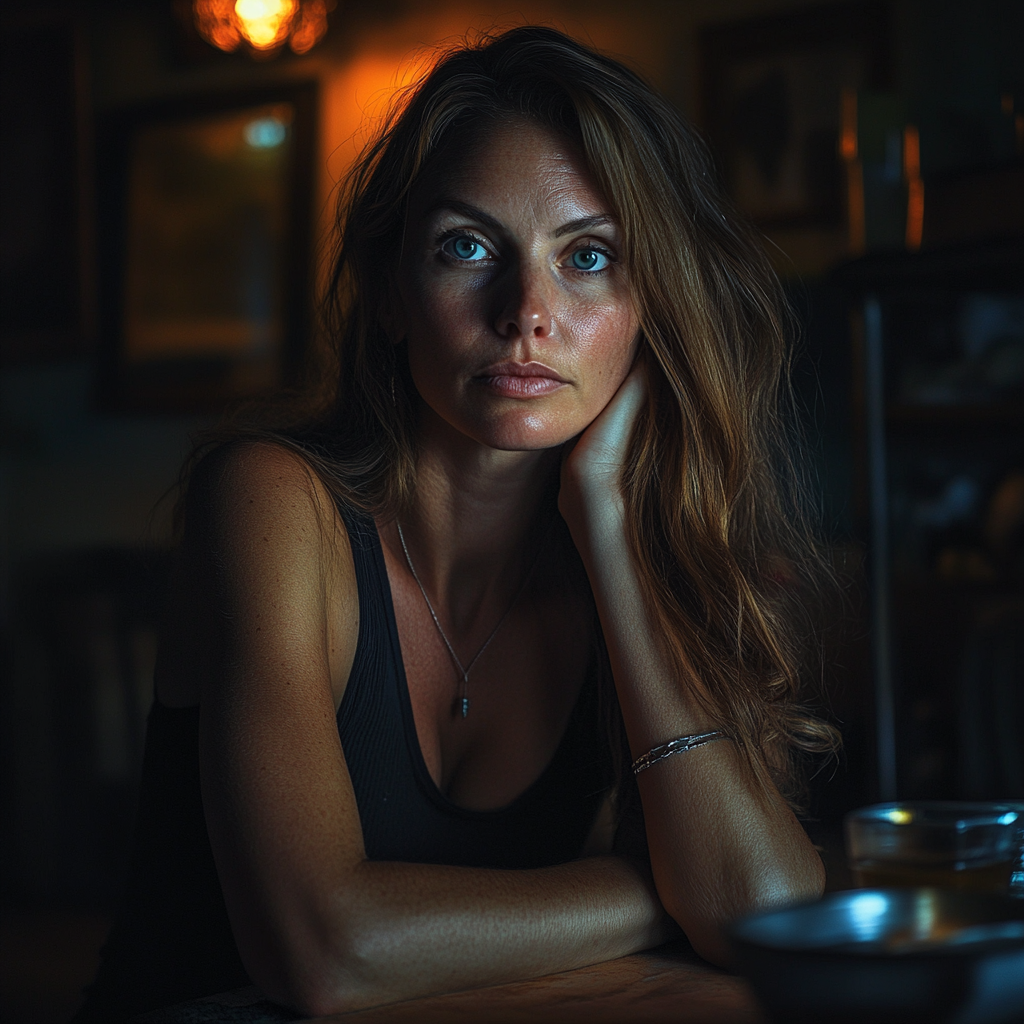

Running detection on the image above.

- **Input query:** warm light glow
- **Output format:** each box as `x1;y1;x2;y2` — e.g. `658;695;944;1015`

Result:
289;0;330;54
193;0;331;57
847;160;865;255
194;0;242;52
906;177;924;251
903;125;923;251
884;808;913;824
235;0;295;50
902;124;921;181
839;89;864;255
840;88;858;162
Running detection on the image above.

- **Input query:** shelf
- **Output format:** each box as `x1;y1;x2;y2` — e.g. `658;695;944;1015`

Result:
885;403;1024;428
831;237;1024;291
893;576;1024;597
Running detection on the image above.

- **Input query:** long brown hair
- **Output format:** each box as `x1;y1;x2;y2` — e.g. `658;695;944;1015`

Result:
193;26;839;804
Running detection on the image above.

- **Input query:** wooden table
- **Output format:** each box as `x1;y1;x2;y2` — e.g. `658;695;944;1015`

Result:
322;942;765;1024
134;943;766;1023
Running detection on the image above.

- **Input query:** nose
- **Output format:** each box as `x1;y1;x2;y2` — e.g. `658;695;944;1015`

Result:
493;261;553;341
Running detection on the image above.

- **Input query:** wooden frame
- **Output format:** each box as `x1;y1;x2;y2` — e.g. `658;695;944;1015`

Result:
700;1;891;229
96;82;318;412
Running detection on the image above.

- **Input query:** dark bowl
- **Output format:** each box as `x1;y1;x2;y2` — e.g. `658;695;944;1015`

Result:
730;888;1024;1024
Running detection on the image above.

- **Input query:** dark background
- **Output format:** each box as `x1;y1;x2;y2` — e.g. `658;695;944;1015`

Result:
1;1;1022;1020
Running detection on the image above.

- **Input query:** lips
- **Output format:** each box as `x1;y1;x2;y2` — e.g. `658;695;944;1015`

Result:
473;361;569;398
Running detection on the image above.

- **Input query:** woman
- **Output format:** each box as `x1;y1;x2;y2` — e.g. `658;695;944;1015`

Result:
79;26;837;1022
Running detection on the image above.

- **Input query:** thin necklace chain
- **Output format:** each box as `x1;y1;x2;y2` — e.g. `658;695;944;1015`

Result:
396;518;549;719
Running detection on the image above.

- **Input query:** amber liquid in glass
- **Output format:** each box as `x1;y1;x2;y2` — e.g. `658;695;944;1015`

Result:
852;858;1015;893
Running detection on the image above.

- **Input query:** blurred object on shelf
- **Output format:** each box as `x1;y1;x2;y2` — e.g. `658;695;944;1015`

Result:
841;84;1023;259
840;88;865;253
840;92;926;254
896;457;1022;585
842;90;907;253
935;547;996;583
700;2;890;231
834;240;1023;803
893;292;1024;408
986;471;1024;574
902;124;923;251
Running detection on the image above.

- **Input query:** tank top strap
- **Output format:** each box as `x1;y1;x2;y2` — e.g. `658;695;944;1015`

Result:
332;500;613;869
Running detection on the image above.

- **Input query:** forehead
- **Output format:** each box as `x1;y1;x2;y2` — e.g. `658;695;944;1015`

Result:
411;118;609;226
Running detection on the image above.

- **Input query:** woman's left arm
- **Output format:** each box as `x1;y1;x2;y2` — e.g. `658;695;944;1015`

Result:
559;365;825;967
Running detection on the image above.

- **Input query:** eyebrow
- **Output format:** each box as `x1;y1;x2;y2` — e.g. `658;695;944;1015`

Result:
554;215;615;238
428;199;615;239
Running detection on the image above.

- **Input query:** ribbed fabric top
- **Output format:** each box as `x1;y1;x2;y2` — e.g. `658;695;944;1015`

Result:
76;506;613;1022
336;506;613;868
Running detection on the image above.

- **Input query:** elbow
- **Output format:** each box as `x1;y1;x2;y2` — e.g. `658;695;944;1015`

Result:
667;855;826;969
744;851;828;922
275;973;359;1020
241;924;385;1018
739;844;826;915
771;845;827;907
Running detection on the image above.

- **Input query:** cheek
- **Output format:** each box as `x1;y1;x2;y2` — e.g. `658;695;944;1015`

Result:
403;271;483;356
571;301;639;391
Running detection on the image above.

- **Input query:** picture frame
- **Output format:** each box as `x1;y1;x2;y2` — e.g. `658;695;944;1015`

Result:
96;82;318;412
700;1;891;229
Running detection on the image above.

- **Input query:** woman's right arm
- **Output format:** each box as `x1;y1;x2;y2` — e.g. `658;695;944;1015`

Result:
175;444;667;1017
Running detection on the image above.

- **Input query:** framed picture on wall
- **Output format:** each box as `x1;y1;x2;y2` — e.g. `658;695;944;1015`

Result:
96;82;318;412
699;1;890;229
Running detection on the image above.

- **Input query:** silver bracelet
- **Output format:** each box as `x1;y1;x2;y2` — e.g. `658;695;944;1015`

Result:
631;731;730;774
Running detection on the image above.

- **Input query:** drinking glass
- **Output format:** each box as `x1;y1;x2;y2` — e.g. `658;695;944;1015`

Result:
844;802;1023;895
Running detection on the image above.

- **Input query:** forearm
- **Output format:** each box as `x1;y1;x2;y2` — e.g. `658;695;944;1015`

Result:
261;854;668;1016
568;495;824;964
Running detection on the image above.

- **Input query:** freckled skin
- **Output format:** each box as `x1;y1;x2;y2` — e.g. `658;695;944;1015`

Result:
396;120;640;452
159;114;824;1021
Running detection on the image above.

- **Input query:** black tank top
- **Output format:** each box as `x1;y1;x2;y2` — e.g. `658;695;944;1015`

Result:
76;507;613;1021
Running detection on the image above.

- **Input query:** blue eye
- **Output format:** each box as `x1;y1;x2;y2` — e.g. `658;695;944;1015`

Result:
570;248;609;272
444;236;487;261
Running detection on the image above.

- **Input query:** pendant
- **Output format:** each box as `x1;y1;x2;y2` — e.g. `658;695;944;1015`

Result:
459;696;470;718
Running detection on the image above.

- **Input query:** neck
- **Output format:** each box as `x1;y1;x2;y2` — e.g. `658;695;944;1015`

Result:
393;406;561;635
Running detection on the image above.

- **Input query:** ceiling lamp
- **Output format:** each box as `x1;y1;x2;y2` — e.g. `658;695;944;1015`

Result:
193;0;334;58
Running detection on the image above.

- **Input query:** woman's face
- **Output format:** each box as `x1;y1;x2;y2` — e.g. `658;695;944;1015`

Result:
395;118;639;452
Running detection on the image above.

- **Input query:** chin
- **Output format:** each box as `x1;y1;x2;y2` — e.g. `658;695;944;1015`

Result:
472;412;581;452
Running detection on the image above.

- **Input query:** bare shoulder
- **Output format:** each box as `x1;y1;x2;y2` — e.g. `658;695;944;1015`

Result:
157;440;359;709
188;440;338;534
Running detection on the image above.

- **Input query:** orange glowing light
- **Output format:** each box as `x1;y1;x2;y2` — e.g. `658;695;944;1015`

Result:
905;177;924;251
840;88;858;162
902;124;921;181
847;160;865;255
193;0;331;57
902;125;923;251
235;0;296;50
288;0;331;53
